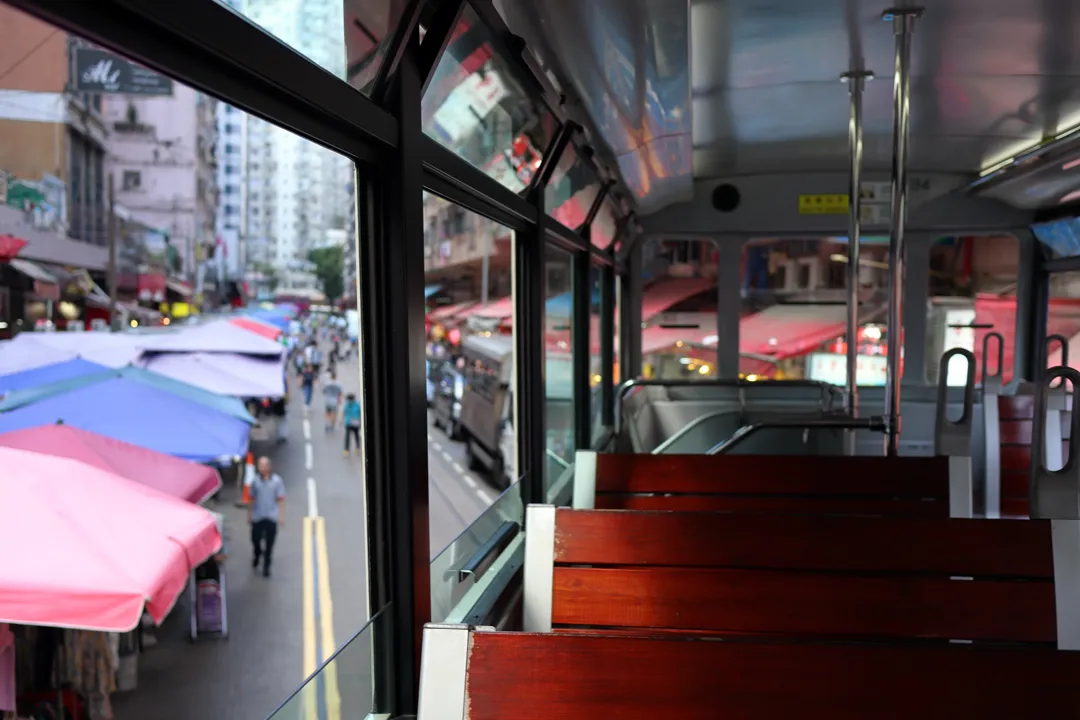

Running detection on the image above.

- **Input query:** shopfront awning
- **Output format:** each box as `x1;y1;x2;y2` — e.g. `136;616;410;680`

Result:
9;257;58;286
457;295;514;320
739;304;850;358
429;301;476;321
642;323;716;355
166;278;193;297
641;277;715;321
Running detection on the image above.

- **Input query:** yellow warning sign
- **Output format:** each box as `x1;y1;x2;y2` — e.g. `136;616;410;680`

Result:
798;194;849;214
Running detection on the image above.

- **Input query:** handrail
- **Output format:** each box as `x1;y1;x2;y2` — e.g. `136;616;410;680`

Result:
545;448;571;470
935;348;975;457
457;521;519;582
981;331;1004;394
650;409;739;454
1047;333;1069;372
706;416;886;455
615;377;843;434
1030;365;1080;520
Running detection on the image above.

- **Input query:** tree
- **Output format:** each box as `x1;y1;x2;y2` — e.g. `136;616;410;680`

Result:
308;246;345;301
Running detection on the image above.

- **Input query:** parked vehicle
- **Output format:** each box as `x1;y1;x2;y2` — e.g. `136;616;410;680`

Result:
458;334;513;489
431;360;465;440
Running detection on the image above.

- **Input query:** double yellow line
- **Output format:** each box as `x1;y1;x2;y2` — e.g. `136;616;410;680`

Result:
302;515;340;720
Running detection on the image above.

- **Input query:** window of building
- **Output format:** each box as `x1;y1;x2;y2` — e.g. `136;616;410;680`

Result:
122;170;142;191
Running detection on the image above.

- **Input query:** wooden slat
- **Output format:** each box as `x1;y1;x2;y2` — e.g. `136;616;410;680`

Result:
552;567;1056;642
594;454;950;496
596;493;948;517
553;509;1054;577
466;632;1080;718
1000;446;1033;473
999;419;1032;445
999;394;1035;420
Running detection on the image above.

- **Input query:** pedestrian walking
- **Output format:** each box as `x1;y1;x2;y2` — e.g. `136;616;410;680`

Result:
248;457;285;578
300;363;317;413
343;392;361;457
322;371;342;432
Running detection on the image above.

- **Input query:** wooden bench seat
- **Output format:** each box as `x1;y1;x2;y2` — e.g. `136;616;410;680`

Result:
419;626;1080;719
989;393;1070;518
575;452;958;517
525;507;1074;647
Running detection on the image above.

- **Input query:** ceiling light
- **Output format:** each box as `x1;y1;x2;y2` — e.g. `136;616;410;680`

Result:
1060;189;1080;204
1064;158;1080;171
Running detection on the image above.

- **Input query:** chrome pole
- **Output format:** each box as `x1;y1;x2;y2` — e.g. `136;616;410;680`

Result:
882;7;921;457
841;71;872;429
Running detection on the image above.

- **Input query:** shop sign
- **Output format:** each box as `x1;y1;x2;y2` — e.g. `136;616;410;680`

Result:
73;47;174;96
807;352;888;386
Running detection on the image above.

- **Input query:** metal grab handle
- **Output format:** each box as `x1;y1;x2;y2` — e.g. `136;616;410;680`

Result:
981;332;1004;393
1030;366;1080;519
706;416;886;455
456;521;519;583
1047;333;1069;378
935;348;975;457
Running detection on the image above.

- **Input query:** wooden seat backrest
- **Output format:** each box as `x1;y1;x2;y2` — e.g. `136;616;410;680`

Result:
528;507;1056;643
591;453;951;516
433;628;1080;720
998;394;1071;518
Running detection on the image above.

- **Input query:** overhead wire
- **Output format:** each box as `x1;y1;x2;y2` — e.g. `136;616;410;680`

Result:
0;29;59;87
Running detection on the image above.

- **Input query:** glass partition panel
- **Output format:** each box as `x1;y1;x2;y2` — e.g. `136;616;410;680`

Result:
216;0;409;94
545;144;601;229
925;235;1019;385
1032;216;1080;260
267;603;394;720
545;245;574;496
1045;270;1080;372
421;4;557;193
589;263;603;443
640;238;717;380
430;481;522;622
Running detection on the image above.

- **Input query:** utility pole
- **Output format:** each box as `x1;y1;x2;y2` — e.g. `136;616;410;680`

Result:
107;174;119;332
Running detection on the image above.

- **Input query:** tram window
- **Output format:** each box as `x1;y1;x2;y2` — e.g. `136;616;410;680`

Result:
1045;271;1080;372
546;245;574;493
592;197;620;250
421;4;558;194
739;238;892;385
589;263;603;443
545;144;602;230
926;235;1020;386
217;0;407;95
640;238;718;381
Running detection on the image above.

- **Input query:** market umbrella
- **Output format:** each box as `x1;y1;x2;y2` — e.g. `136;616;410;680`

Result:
0;375;252;463
0;366;255;424
0;425;222;503
229;316;281;340
0;447;220;631
0;332;143;372
246;310;290;332
138;318;284;356
0;358;107;396
140;352;286;398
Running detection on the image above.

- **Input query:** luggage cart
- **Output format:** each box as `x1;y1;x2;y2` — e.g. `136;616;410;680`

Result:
189;560;229;641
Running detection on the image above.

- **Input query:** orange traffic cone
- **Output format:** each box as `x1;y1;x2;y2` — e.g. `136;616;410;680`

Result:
240;452;255;505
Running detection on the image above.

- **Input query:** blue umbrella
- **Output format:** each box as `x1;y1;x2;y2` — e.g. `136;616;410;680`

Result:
247;311;290;331
0;359;108;396
0;375;251;463
0;366;255;424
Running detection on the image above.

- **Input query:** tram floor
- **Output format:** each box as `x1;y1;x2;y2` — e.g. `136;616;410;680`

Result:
111;365;496;720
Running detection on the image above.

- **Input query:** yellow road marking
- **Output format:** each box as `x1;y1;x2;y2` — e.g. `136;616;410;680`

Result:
315;516;341;720
302;516;317;720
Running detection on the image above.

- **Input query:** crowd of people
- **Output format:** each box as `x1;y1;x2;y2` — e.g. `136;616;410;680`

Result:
287;318;362;456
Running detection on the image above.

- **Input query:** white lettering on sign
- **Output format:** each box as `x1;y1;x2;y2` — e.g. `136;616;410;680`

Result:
81;59;121;88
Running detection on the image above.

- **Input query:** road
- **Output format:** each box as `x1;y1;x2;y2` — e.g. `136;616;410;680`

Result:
112;358;496;720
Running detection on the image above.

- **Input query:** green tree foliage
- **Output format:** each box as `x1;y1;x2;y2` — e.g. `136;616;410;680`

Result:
308;246;345;301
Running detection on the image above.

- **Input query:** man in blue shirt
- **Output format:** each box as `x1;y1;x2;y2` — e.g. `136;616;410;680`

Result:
248;456;285;577
343;393;361;457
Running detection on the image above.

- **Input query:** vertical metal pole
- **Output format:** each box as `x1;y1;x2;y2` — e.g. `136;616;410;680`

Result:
841;70;872;455
107;173;119;332
882;7;921;456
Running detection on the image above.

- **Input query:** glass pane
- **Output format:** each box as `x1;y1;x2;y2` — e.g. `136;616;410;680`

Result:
267;603;394;719
422;4;557;193
592;197;620;250
545;245;574;494
423;192;510;558
1032;216;1080;260
545;143;601;229
216;0;410;96
431;481;522;621
738;237;892;385
640;239;717;380
1045;270;1080;372
589;263;603;443
926;235;1019;385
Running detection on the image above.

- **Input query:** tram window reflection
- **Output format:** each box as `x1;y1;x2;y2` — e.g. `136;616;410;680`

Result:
926;235;1020;386
1043;270;1080;376
545;245;574;491
639;239;717;381
420;4;558;194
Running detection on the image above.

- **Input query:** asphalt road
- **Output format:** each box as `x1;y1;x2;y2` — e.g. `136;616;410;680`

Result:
112;356;496;720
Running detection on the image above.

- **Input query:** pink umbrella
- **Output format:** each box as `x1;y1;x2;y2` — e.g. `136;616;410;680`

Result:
0;425;222;503
0;447;221;631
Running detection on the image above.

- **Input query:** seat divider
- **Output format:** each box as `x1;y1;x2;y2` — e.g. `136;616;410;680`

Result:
417;624;471;720
1052;520;1080;651
523;504;556;632
935;348;976;519
981;332;1004;519
573;450;597;509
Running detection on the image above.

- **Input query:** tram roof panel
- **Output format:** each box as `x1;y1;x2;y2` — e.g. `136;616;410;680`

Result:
497;0;1080;217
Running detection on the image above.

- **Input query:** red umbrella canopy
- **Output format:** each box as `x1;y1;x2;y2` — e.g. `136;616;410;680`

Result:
0;234;28;262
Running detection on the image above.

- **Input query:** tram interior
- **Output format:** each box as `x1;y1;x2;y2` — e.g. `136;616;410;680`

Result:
12;0;1080;716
